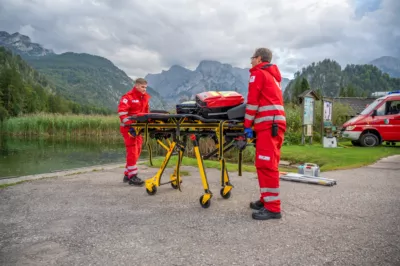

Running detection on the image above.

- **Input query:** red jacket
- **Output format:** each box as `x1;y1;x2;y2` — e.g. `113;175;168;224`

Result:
244;62;286;132
118;87;151;132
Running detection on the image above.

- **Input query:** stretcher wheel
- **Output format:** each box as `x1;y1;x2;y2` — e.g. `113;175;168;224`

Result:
199;195;211;208
220;188;231;199
171;180;182;189
146;185;157;195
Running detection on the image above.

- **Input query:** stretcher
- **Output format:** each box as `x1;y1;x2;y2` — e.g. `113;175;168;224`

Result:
127;104;253;208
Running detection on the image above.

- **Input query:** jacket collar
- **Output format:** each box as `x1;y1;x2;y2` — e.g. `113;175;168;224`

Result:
250;61;272;72
131;87;150;99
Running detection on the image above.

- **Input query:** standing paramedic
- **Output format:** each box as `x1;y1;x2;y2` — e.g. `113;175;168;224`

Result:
244;48;286;220
118;78;151;187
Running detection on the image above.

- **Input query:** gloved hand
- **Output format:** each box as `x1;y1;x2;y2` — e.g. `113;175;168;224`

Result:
128;127;136;137
244;127;253;138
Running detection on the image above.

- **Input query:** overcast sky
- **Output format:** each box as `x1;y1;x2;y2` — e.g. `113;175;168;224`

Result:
0;0;399;79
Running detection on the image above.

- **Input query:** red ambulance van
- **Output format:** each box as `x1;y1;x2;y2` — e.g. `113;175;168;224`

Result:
341;91;400;147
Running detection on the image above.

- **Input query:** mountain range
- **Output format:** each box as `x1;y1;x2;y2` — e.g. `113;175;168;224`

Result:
145;61;290;104
1;30;399;112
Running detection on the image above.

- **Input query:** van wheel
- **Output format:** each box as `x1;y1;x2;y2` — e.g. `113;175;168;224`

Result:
359;133;379;147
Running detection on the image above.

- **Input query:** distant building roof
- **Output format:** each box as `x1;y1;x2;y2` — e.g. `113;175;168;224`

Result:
298;90;320;100
333;97;376;116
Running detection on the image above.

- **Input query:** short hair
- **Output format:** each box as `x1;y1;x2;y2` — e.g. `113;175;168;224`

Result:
253;48;272;62
135;78;147;85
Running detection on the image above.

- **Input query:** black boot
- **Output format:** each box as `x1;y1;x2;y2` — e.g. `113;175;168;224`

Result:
252;207;282;220
249;200;264;210
123;175;129;183
128;175;144;187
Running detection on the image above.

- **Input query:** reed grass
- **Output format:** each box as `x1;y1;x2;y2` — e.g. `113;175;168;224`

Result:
1;113;121;138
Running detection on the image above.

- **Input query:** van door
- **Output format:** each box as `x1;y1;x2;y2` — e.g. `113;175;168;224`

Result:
372;99;400;141
386;100;400;141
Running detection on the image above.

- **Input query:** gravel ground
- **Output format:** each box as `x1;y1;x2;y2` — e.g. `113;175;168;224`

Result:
1;155;399;266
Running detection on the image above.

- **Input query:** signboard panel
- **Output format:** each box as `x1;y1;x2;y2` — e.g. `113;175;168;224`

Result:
303;96;314;125
323;101;333;121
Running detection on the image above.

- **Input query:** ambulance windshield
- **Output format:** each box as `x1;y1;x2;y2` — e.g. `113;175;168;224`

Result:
360;99;382;115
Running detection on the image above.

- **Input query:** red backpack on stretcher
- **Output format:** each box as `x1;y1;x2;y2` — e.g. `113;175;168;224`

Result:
176;91;245;120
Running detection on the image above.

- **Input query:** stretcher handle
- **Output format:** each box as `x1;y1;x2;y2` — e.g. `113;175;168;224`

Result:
225;133;245;136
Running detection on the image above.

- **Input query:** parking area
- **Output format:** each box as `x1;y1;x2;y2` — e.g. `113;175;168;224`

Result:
1;156;399;265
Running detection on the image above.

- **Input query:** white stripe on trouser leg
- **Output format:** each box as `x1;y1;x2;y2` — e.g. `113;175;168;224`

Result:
263;196;280;202
127;165;137;170
128;169;138;175
127;165;138;176
260;187;280;193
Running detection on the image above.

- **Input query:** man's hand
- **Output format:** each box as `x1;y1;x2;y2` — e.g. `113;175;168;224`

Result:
128;127;136;137
244;127;253;138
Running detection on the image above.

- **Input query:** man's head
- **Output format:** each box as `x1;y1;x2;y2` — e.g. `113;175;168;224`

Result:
251;48;272;67
134;78;147;94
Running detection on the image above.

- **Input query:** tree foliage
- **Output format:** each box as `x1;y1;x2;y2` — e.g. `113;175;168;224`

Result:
284;59;400;103
0;47;112;121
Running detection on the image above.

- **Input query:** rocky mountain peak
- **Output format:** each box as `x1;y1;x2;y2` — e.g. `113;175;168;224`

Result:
0;31;54;57
196;60;232;74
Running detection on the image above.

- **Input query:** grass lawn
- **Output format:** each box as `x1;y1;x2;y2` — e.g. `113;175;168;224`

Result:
281;141;400;171
141;141;400;173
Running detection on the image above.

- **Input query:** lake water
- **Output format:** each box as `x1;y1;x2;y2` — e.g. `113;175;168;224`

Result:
0;136;155;179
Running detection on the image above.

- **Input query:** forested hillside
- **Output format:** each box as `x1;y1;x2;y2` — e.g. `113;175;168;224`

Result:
25;52;137;110
0;47;112;121
284;59;400;102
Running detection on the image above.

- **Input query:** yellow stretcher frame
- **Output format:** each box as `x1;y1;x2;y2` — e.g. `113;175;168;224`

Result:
127;112;254;208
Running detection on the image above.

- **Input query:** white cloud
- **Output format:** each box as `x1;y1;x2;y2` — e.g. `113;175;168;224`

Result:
0;0;398;79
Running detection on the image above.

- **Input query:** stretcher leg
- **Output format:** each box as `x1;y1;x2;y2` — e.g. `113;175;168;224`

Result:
219;158;233;199
147;142;153;166
217;121;234;199
238;149;243;176
144;141;176;195
143;124;153;166
170;142;184;191
191;134;213;208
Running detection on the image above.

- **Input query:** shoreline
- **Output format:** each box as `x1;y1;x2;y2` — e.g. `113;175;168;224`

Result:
2;154;400;188
0;162;127;187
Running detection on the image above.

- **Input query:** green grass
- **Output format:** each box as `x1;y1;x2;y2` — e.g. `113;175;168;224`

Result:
142;141;400;173
280;141;400;171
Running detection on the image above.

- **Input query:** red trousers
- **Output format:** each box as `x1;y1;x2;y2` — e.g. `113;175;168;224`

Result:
254;128;284;213
121;130;143;178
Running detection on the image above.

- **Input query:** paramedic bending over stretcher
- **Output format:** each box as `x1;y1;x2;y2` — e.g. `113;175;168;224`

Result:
244;48;286;220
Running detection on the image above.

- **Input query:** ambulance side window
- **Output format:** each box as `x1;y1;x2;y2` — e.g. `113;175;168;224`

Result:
375;102;386;116
388;101;400;115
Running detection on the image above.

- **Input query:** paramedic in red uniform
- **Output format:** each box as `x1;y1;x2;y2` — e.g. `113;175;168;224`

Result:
244;48;286;220
118;78;151;186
